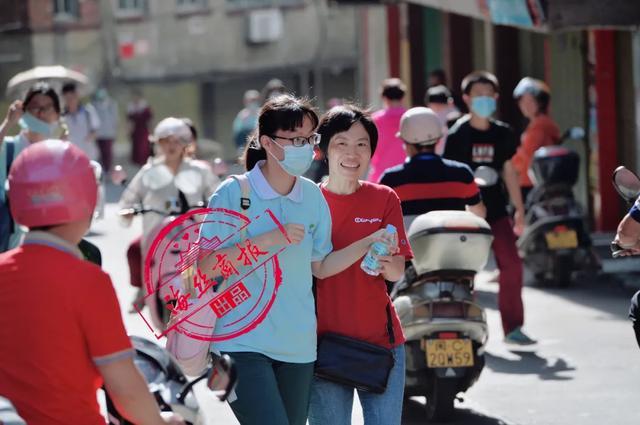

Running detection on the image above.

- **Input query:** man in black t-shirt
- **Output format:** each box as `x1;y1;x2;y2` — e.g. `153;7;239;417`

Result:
444;71;535;345
379;107;485;230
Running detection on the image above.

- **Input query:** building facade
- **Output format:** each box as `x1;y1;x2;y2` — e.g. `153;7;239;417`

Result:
0;0;361;157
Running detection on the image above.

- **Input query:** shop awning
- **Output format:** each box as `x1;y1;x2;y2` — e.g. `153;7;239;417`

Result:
374;0;640;32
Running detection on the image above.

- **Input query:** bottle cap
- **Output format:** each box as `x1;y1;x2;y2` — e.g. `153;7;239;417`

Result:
386;224;397;234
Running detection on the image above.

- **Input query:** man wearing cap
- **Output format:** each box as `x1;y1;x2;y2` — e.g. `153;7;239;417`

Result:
379;107;485;230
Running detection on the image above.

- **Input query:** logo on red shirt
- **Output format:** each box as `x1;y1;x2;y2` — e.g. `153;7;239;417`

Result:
354;217;382;224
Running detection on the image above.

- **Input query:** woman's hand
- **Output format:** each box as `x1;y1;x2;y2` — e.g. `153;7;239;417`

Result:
4;100;23;127
268;223;305;246
374;253;406;282
366;228;399;254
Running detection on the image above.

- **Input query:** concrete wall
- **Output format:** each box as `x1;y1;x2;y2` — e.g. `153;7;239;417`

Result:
361;6;389;109
112;1;358;81
548;31;590;213
0;0;361;164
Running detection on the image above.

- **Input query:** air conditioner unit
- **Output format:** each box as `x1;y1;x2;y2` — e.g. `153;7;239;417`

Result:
247;8;283;44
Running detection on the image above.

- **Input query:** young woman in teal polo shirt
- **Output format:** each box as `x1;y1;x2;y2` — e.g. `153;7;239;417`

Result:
199;95;385;425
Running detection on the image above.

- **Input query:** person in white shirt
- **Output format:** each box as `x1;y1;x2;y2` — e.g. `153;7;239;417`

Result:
62;82;100;161
119;117;220;308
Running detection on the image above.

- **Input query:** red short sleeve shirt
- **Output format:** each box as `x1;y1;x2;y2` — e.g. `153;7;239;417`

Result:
317;182;413;348
0;244;133;425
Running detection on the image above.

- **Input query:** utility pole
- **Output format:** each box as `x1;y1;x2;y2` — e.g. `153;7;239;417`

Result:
312;0;328;109
98;0;121;87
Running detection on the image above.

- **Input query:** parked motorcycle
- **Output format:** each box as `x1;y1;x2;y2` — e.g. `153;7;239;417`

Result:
105;335;237;425
392;208;493;421
517;128;598;286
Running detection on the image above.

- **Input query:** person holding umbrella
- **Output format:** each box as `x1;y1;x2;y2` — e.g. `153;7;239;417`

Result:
0;82;66;252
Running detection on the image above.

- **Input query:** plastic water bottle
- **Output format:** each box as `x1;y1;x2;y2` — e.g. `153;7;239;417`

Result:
360;224;397;276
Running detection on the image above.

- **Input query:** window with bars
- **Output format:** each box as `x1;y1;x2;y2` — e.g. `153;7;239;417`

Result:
176;0;209;12
115;0;147;18
226;0;304;11
53;0;80;20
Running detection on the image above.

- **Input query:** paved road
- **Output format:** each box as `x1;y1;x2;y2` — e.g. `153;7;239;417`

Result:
89;181;639;424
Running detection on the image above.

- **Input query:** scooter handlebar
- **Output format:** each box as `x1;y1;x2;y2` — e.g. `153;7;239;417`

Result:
610;241;637;258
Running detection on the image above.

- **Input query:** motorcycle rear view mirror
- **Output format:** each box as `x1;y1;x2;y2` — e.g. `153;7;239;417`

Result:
612;166;640;203
207;354;237;402
176;354;237;404
568;127;585;140
474;166;499;188
110;164;128;186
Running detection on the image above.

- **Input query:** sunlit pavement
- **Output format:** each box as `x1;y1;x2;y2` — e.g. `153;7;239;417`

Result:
88;183;639;424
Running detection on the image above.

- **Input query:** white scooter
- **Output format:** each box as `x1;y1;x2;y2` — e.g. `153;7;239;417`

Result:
392;168;494;422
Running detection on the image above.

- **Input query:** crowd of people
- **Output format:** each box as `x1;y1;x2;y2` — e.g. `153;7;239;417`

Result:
1;67;635;425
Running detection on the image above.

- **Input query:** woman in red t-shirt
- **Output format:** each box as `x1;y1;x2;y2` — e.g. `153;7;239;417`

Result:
309;105;413;425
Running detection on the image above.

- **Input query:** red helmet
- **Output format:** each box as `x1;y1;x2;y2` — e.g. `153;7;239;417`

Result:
8;139;97;228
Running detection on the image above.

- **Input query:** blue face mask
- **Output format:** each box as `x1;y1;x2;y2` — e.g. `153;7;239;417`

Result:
269;141;315;177
471;96;497;118
19;112;57;137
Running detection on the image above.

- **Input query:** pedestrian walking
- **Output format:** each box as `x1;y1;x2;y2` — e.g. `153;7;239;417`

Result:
62;82;100;161
91;87;119;174
261;78;287;103
127;88;153;165
232;89;260;152
308;105;413;425
197;95;386;425
367;78;407;183
425;85;461;154
443;71;535;345
511;77;561;203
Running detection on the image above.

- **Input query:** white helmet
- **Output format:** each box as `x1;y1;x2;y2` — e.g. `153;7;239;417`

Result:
396;107;442;145
150;117;192;144
513;77;550;99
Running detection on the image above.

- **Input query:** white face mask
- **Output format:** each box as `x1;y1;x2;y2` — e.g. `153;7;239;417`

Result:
19;112;59;137
268;140;315;177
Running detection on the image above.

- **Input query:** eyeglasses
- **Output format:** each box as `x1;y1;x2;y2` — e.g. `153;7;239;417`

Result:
268;133;321;147
26;104;55;115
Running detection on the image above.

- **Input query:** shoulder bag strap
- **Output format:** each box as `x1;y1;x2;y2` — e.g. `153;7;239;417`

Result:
385;302;396;345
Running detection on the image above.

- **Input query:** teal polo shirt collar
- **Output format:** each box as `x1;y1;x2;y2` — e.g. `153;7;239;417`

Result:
248;160;303;203
23;231;83;259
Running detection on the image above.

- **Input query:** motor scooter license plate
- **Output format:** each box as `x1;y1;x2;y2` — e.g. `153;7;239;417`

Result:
425;339;474;368
545;229;578;250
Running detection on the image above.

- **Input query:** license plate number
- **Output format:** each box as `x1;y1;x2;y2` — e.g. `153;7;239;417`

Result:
425;339;474;368
545;230;578;250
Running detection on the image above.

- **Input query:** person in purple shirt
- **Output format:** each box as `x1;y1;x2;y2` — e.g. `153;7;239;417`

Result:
367;78;407;183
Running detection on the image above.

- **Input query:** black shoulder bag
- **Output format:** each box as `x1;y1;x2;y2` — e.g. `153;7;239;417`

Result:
314;303;396;394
